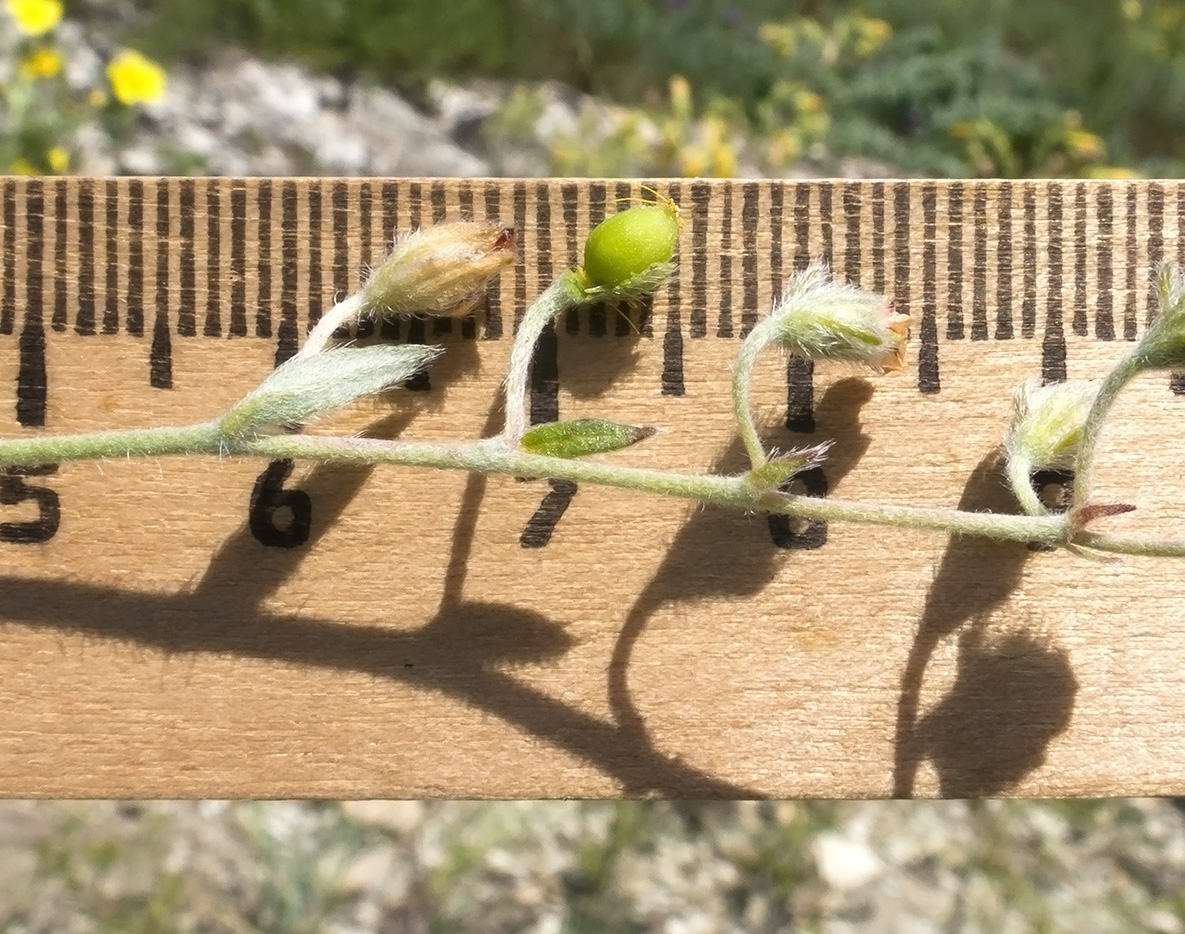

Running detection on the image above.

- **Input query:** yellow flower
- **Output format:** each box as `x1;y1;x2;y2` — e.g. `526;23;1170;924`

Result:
1065;129;1105;161
87;88;108;109
9;159;38;176
46;146;68;173
18;47;62;80
795;90;825;115
1085;165;1142;179
4;0;62;35
107;50;166;106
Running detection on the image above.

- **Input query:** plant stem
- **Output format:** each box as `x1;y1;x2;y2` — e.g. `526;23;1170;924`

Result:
1005;453;1047;517
296;292;365;360
501;274;582;442
247;433;1069;545
731;316;778;468
0;422;223;464
1071;531;1185;558
1072;352;1144;508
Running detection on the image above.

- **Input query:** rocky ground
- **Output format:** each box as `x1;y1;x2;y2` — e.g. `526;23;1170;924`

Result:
5;25;1185;934
3;799;1185;932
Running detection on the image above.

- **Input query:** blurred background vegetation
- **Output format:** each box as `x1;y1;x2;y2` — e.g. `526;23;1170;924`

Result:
109;0;1185;178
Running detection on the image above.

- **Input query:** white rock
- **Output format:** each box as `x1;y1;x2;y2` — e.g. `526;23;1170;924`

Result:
813;832;885;891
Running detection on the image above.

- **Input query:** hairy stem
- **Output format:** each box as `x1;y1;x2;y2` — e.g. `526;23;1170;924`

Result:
502;274;582;442
296;293;366;360
1072;352;1143;508
1005;453;1047;517
0;422;223;464
247;433;1069;544
731;316;779;468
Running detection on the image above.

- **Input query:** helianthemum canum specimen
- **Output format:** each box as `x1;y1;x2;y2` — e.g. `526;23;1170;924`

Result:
0;200;1181;559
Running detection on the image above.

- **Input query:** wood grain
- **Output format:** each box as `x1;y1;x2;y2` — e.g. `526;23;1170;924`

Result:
0;176;1182;798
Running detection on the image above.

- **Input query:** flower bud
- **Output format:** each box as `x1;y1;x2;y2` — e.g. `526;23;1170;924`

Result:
361;221;516;318
1005;377;1099;472
770;263;909;373
574;198;680;299
1135;262;1185;369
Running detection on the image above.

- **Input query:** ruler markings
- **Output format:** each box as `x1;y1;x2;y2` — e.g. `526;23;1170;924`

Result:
229;184;248;337
403;185;431;385
688;180;709;339
1022;186;1037;339
18;179;46;426
769;182;784;297
330;180;352;338
843;182;861;287
817;181;834;269
101;179;119;335
3;179;1184;423
1042;182;1068;385
529;183;558;419
1073;182;1088;337
891;182;910;314
740;181;759;337
1125;184;1139;341
380;180;401;341
785;185;817;432
511;181;527;333
276;181;299;366
945;184;964;340
0;183;15;337
306;183;323;332
560;181;580;336
203;181;221;337
52;182;67;333
972;183;989;340
178;180;197;337
358;179;374;274
716;186;734;338
1148;181;1165;326
786;356;815;434
482;184;502;340
1096;185;1115;340
791;182;810;281
430;180;446;222
255;180;273;339
995;182;1014;340
150;182;172;389
919;183;940;394
75;181;95;336
126;179;145;337
658;179;677;340
662;181;686;397
870;182;886;294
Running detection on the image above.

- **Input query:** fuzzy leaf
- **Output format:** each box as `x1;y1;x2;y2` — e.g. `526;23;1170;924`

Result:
520;418;655;459
221;344;441;437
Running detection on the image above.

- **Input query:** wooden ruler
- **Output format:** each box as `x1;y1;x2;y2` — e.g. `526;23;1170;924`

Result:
0;176;1183;798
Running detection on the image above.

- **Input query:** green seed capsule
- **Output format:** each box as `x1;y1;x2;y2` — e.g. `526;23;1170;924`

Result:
579;198;681;291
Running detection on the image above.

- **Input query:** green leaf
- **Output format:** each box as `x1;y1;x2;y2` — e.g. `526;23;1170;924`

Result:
220;344;441;438
520;418;655;459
